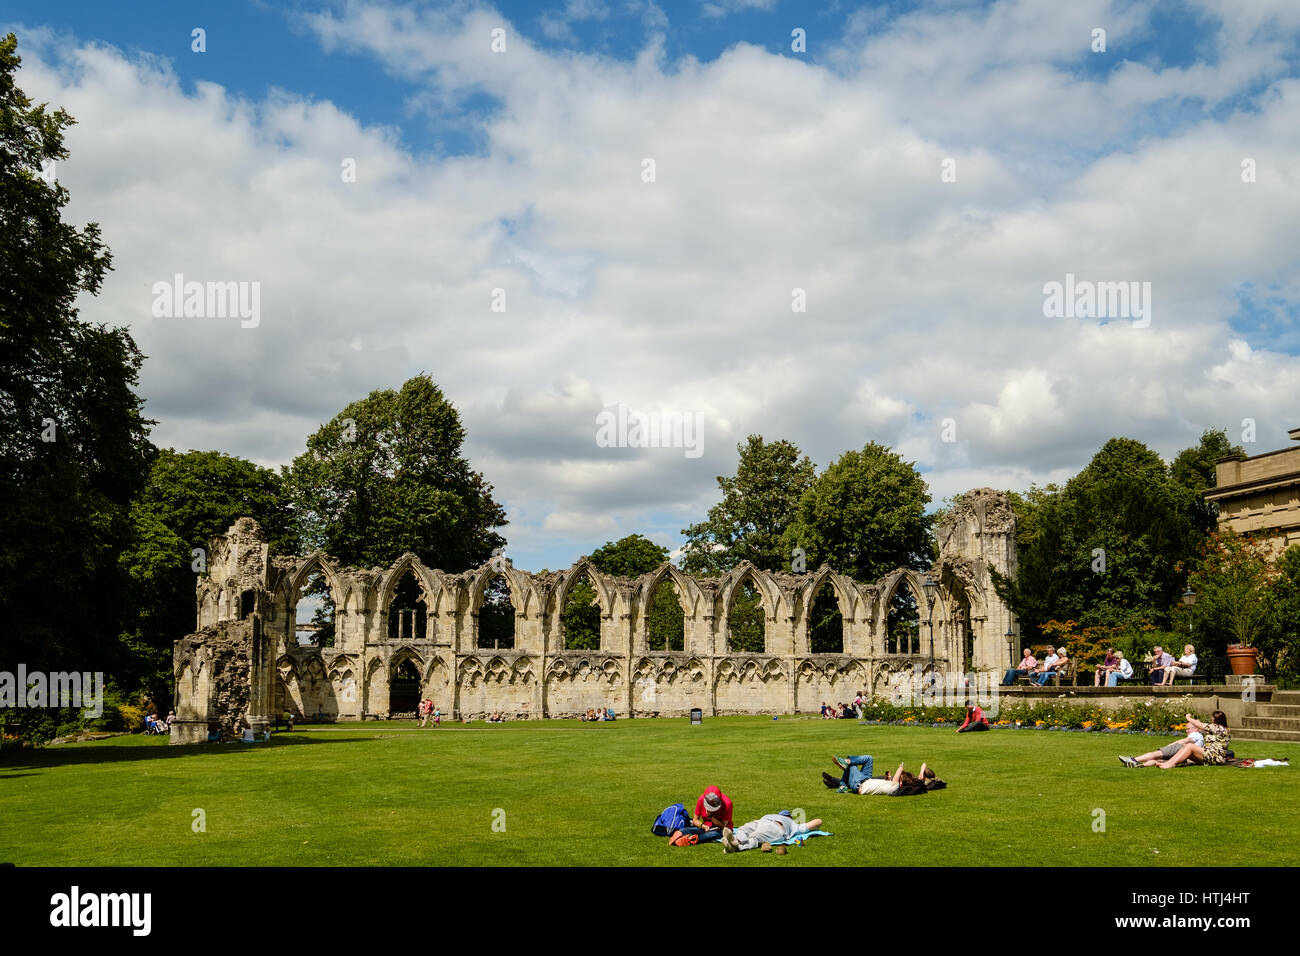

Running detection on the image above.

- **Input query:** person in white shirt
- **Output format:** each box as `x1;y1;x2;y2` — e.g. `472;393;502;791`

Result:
1105;651;1134;687
1160;644;1198;685
721;812;823;853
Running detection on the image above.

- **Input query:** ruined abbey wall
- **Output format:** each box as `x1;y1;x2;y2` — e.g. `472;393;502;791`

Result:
171;489;1016;741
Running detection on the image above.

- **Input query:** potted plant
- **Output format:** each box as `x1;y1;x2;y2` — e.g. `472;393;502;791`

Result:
1185;530;1277;676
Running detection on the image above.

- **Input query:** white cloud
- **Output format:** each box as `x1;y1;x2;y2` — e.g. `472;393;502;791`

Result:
12;1;1300;571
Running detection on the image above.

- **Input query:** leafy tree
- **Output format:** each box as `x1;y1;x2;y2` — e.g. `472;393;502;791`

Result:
120;449;290;699
727;580;766;653
561;575;601;650
1265;546;1300;687
477;574;515;649
808;583;843;654
993;438;1206;638
1185;529;1278;655
680;436;815;575
283;375;507;572
588;534;669;577
783;442;933;582
587;535;683;650
0;34;152;737
1171;428;1245;532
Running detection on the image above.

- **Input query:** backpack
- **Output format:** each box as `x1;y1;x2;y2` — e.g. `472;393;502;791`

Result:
652;803;690;836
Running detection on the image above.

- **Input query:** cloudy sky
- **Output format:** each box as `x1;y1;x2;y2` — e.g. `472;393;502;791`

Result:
7;0;1300;572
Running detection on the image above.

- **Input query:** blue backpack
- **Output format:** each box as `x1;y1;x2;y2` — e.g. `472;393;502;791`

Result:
651;802;690;836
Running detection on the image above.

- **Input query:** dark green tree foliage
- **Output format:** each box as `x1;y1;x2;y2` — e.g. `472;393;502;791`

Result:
0;35;152;722
783;442;934;582
121;449;290;698
1266;546;1300;687
386;570;426;641
586;534;683;651
809;582;843;654
477;575;515;649
284;375;507;572
680;436;815;575
562;574;601;650
1170;427;1245;533
727;579;765;653
993;438;1205;637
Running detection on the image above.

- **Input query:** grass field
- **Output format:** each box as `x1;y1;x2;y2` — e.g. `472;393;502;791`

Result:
2;717;1297;866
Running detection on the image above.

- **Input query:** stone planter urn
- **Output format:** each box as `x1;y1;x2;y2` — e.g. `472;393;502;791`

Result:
1227;645;1258;676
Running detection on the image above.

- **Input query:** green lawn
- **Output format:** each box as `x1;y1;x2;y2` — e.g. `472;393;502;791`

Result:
1;717;1296;866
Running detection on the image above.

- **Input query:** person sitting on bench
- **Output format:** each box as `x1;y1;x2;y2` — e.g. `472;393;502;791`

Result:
1105;651;1134;687
1002;648;1038;686
1031;648;1069;685
1159;644;1198;685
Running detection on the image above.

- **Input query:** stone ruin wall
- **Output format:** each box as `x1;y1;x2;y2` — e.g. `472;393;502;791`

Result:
171;490;1017;740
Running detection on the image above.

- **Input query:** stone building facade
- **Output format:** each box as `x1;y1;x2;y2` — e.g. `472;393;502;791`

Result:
1205;427;1300;555
171;489;1017;742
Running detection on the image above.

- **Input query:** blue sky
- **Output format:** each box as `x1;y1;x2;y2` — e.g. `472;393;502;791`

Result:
7;1;1300;573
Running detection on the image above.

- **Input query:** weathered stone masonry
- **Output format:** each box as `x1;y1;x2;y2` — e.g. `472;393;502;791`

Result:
171;489;1017;742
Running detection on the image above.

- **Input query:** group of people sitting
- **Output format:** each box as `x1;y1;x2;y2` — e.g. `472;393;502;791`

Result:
1119;711;1231;769
665;786;824;853
1003;643;1199;687
820;696;862;719
485;712;508;723
144;710;175;734
1001;647;1071;685
580;707;616;721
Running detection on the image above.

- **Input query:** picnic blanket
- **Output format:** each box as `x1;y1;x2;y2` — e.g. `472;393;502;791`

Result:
770;829;832;846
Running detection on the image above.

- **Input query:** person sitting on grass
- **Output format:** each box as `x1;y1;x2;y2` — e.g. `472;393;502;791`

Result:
694;785;734;835
1031;647;1069;685
820;755;941;795
957;704;989;733
721;811;824;853
1119;726;1204;768
1121;711;1230;769
820;701;833;719
1002;648;1038;686
1159;644;1198;686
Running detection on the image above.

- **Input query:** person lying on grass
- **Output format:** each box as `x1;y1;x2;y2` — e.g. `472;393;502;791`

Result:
820;755;943;795
1119;711;1230;769
721;812;824;853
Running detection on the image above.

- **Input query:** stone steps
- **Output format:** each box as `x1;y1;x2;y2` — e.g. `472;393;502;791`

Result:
1232;727;1300;744
1255;704;1300;718
1269;691;1300;705
1240;715;1300;732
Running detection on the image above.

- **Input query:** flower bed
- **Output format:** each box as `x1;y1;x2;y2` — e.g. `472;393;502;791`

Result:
855;697;1192;734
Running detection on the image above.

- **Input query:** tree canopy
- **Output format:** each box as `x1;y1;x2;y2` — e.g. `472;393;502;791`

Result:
679;436;815;575
0;33;152;712
283;375;507;572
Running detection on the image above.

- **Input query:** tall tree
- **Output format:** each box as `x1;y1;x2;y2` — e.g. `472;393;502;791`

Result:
1171;427;1246;532
782;442;933;582
680;436;816;575
283;375;507;572
120;449;291;701
587;534;683;650
0;34;153;726
993;438;1205;637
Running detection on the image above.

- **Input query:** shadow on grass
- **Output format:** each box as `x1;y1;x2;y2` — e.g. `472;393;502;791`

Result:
0;732;378;772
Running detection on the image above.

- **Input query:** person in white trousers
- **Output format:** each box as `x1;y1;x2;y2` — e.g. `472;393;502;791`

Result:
721;812;823;853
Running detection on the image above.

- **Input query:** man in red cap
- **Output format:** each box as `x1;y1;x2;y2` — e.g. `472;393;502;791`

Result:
693;785;733;833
